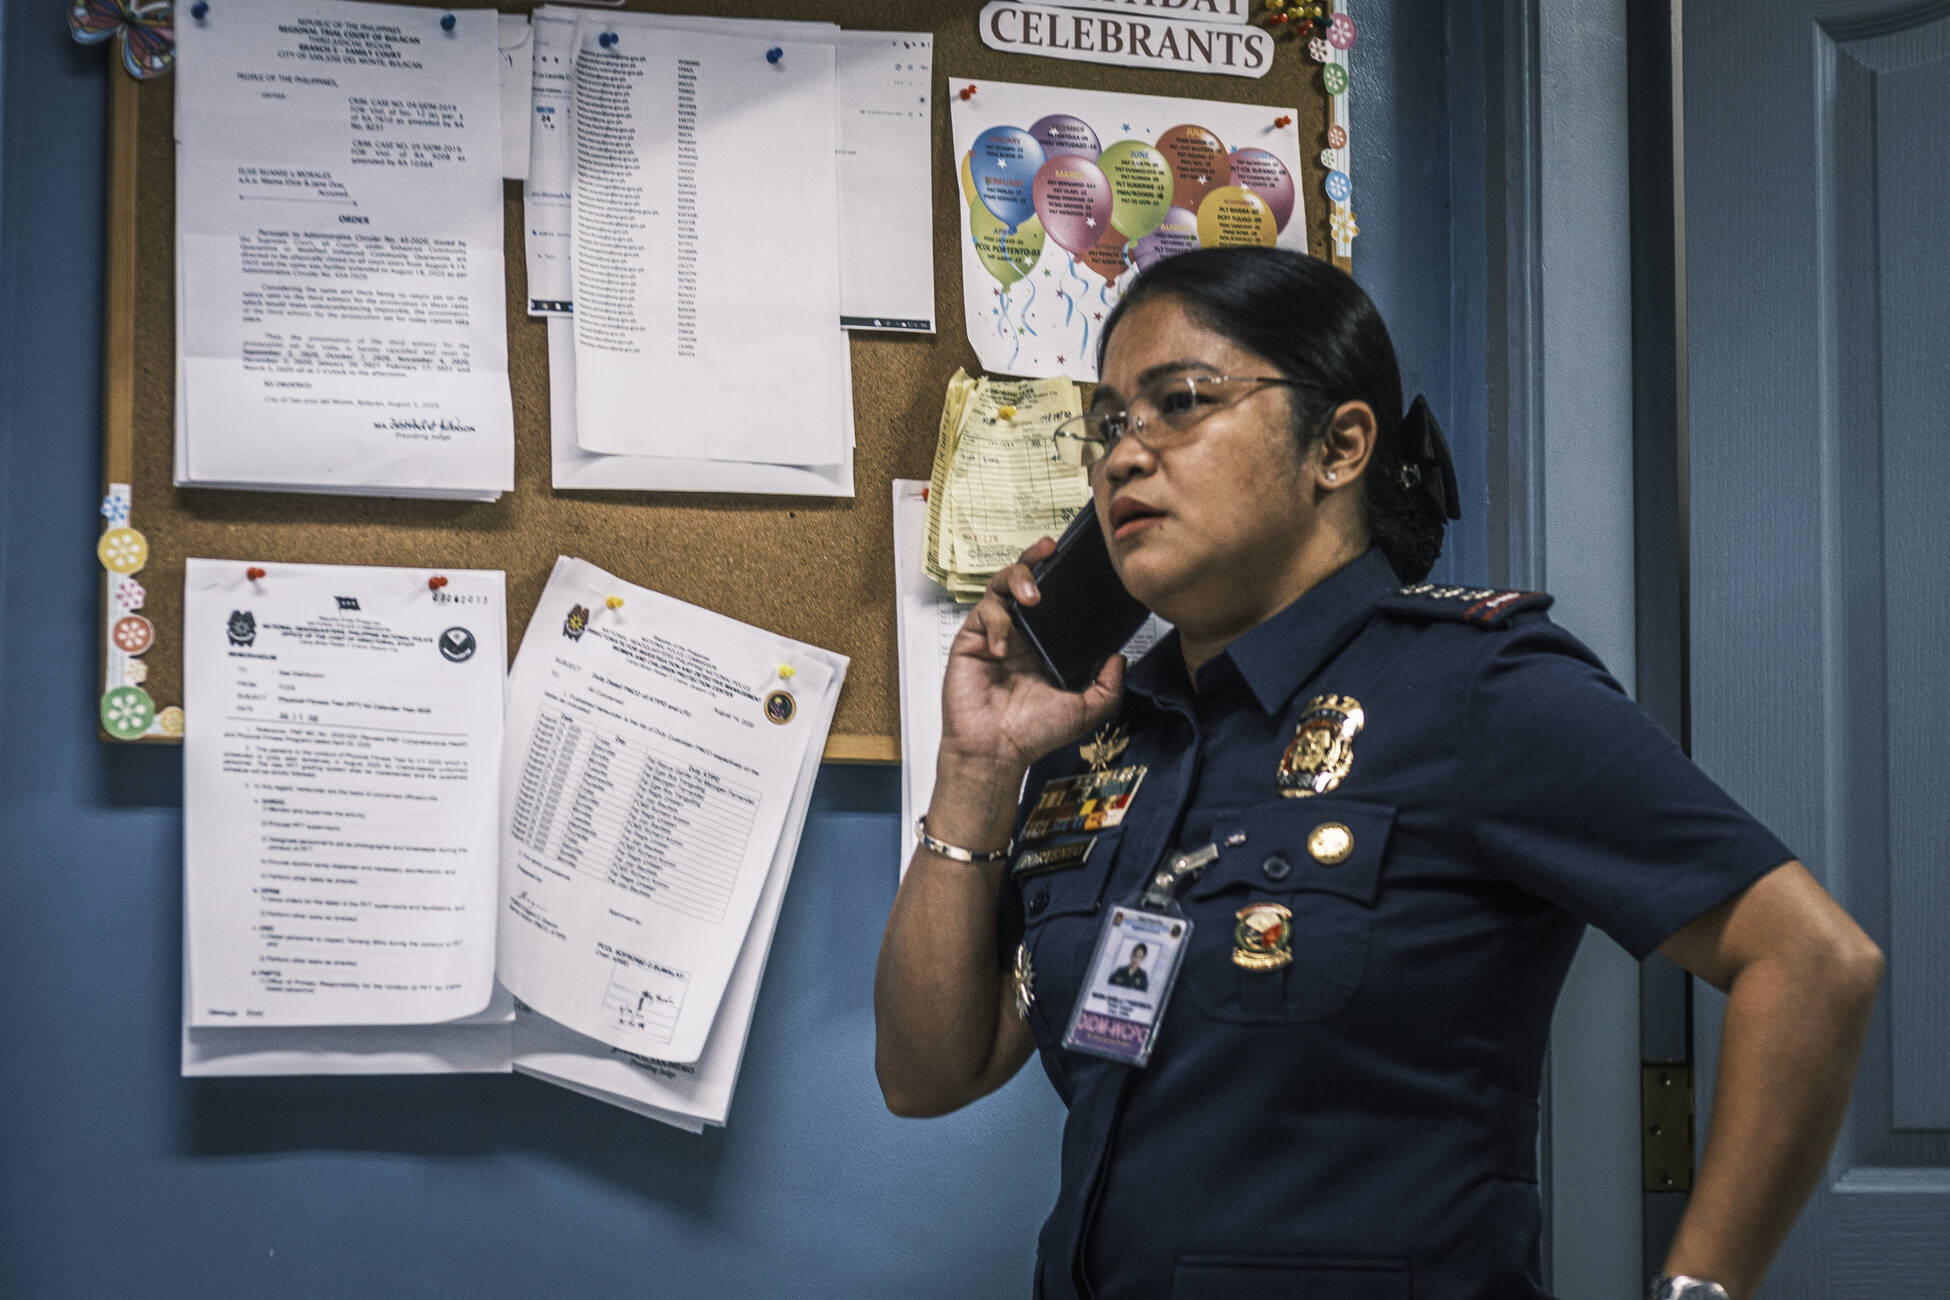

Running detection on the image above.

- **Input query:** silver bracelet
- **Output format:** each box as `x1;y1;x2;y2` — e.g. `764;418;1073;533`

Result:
916;816;1013;864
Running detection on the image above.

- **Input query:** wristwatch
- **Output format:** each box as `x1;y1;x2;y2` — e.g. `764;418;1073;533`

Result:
1649;1276;1731;1300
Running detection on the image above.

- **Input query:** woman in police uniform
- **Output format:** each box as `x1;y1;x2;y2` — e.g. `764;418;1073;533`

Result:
875;249;1881;1300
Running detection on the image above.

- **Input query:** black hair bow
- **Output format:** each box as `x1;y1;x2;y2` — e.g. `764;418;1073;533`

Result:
1397;395;1461;521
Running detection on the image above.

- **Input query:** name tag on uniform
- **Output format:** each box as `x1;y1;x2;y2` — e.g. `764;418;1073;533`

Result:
1021;765;1146;842
1061;904;1190;1068
1012;837;1097;879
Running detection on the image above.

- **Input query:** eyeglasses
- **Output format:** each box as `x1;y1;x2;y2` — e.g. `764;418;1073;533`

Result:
1052;375;1305;470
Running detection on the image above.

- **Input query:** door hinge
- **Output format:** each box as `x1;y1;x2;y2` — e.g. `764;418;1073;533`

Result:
1641;1064;1694;1192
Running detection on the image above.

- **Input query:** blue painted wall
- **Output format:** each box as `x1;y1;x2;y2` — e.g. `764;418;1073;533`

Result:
0;4;1480;1294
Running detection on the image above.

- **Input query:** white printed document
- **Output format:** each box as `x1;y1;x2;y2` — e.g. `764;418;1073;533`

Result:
523;9;838;318
834;32;934;332
182;559;508;1028
568;18;846;464
510;625;832;1127
174;0;513;497
498;558;846;1064
547;316;855;497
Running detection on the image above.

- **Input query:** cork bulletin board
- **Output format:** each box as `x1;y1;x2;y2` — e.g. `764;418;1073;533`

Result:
97;0;1343;758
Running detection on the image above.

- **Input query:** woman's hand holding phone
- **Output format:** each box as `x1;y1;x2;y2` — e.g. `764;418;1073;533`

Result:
938;537;1125;784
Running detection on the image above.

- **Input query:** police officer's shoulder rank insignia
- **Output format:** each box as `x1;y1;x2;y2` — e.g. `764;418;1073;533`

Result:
1377;583;1554;629
1233;902;1294;970
1278;694;1364;797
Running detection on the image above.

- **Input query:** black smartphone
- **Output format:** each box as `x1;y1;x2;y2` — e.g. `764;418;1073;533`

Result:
1006;507;1152;692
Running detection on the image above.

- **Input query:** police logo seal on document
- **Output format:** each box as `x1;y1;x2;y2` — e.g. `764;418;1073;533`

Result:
1278;694;1365;797
563;604;590;640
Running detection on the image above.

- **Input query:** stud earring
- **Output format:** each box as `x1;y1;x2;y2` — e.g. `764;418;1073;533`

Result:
1325;470;1338;483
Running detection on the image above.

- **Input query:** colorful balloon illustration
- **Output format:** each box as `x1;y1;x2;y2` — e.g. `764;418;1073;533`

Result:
1130;205;1199;271
1154;123;1231;213
969;203;1046;286
959;151;977;207
969;125;1047;232
1029;113;1101;163
1079;230;1129;284
1033;156;1114;258
1098;139;1174;242
1227;148;1296;232
1195;186;1277;248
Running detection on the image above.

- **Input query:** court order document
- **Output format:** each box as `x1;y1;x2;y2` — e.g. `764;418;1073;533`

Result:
183;559;507;1026
498;558;845;1064
174;0;512;496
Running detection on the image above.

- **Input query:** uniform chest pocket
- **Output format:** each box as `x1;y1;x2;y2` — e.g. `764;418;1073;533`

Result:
1016;829;1123;1039
1181;801;1395;1024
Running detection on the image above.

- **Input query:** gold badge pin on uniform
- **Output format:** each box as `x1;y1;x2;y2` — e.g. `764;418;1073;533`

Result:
1233;902;1294;970
1013;941;1036;1019
1307;822;1354;865
1278;694;1365;797
1079;723;1129;772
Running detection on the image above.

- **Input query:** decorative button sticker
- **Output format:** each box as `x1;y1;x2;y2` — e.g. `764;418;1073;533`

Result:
101;685;156;739
1327;123;1348;150
1319;148;1338;169
1325;169;1352;203
124;659;149;686
113;614;155;655
1308;35;1332;62
1322;62;1349;96
113;576;146;613
157;706;186;737
100;493;130;526
1328;12;1358;49
97;526;149;575
1331;206;1360;243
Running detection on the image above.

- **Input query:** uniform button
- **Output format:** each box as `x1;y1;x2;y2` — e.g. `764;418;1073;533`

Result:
1028;888;1050;917
1261;855;1292;882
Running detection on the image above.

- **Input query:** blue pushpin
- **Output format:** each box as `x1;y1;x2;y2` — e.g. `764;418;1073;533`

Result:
440;13;456;31
766;46;783;64
599;31;618;48
190;1;208;17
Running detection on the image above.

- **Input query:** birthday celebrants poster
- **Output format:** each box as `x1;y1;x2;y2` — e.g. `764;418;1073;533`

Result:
949;79;1306;382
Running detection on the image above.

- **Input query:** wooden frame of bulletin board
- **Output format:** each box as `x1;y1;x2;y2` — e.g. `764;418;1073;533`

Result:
97;0;1344;758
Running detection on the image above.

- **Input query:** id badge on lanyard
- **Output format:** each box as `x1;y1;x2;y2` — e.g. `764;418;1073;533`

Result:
1061;844;1217;1068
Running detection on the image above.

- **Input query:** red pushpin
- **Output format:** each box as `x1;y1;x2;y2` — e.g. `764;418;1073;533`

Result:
1274;115;1292;128
246;566;266;581
428;575;449;591
958;84;977;101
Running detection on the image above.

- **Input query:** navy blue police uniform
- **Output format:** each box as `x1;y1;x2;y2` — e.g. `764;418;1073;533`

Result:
998;547;1793;1299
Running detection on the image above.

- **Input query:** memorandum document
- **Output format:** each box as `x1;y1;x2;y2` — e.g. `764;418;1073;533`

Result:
175;0;513;496
498;558;846;1064
183;559;507;1027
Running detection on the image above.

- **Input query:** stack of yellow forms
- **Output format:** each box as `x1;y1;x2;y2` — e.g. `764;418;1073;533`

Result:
925;368;1090;602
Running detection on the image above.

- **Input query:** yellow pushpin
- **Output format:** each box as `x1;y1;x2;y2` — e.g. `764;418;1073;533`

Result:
605;595;625;610
778;664;796;679
996;405;1017;420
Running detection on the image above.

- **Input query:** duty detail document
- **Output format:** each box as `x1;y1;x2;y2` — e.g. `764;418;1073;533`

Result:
498;558;844;1064
183;559;508;1027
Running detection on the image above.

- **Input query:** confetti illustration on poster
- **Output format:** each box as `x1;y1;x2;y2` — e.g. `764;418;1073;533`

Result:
951;79;1305;381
